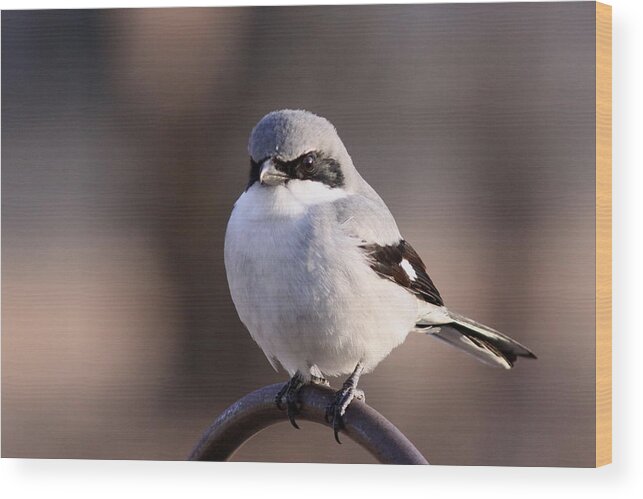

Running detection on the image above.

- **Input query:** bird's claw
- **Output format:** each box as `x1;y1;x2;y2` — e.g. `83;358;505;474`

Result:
325;386;365;444
275;374;305;429
310;375;330;387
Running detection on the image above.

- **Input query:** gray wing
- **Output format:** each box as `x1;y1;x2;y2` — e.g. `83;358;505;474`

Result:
327;193;402;246
308;193;444;307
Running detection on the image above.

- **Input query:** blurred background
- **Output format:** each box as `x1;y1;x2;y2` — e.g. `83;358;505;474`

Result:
2;3;596;466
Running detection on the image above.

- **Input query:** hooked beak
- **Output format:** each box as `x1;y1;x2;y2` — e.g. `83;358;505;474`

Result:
259;159;289;186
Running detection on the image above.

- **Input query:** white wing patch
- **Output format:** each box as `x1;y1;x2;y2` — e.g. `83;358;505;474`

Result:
400;258;417;280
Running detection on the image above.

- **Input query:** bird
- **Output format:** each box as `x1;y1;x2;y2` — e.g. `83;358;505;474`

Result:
224;109;536;442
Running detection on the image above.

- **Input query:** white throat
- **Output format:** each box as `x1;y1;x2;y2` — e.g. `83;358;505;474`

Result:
235;180;349;219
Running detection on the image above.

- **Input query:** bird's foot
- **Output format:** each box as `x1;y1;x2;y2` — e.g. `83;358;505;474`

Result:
275;372;306;429
325;384;365;444
310;375;330;387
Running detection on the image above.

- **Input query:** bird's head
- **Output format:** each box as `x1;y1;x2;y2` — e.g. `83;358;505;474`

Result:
247;110;354;190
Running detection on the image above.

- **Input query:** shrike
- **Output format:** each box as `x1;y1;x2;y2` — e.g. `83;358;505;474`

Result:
224;109;536;442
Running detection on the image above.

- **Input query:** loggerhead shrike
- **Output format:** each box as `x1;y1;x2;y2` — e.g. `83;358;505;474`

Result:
224;109;536;442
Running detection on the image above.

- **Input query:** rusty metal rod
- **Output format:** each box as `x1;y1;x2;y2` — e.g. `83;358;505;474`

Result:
188;383;428;464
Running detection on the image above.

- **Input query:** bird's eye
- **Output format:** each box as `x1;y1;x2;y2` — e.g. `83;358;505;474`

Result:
301;153;316;173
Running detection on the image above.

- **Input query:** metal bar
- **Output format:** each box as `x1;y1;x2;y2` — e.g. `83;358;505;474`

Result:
189;383;428;465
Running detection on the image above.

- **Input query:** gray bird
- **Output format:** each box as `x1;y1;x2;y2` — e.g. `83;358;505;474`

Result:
224;109;536;442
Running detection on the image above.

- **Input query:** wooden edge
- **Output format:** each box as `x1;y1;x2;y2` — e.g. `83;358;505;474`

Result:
595;1;612;467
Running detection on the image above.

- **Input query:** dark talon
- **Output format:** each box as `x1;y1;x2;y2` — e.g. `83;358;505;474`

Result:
275;372;305;429
288;408;300;429
286;387;301;429
326;395;347;444
333;418;343;444
325;363;365;444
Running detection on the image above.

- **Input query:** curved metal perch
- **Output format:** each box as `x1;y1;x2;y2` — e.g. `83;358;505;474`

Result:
189;383;428;464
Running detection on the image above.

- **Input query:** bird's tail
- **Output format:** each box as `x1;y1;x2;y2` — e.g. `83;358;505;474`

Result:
419;310;537;369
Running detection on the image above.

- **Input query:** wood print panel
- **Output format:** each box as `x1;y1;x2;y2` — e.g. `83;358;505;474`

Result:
595;1;612;467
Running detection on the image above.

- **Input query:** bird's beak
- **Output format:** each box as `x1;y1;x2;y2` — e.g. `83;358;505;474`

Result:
259;159;289;186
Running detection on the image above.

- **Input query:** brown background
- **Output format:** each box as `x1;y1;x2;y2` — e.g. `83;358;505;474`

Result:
2;2;596;466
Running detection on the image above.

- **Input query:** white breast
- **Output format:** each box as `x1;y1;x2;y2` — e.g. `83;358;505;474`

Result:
224;181;419;378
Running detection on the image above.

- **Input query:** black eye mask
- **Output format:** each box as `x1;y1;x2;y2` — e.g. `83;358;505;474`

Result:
247;151;345;190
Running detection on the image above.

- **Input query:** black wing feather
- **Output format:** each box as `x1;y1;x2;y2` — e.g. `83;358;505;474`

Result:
360;240;444;306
